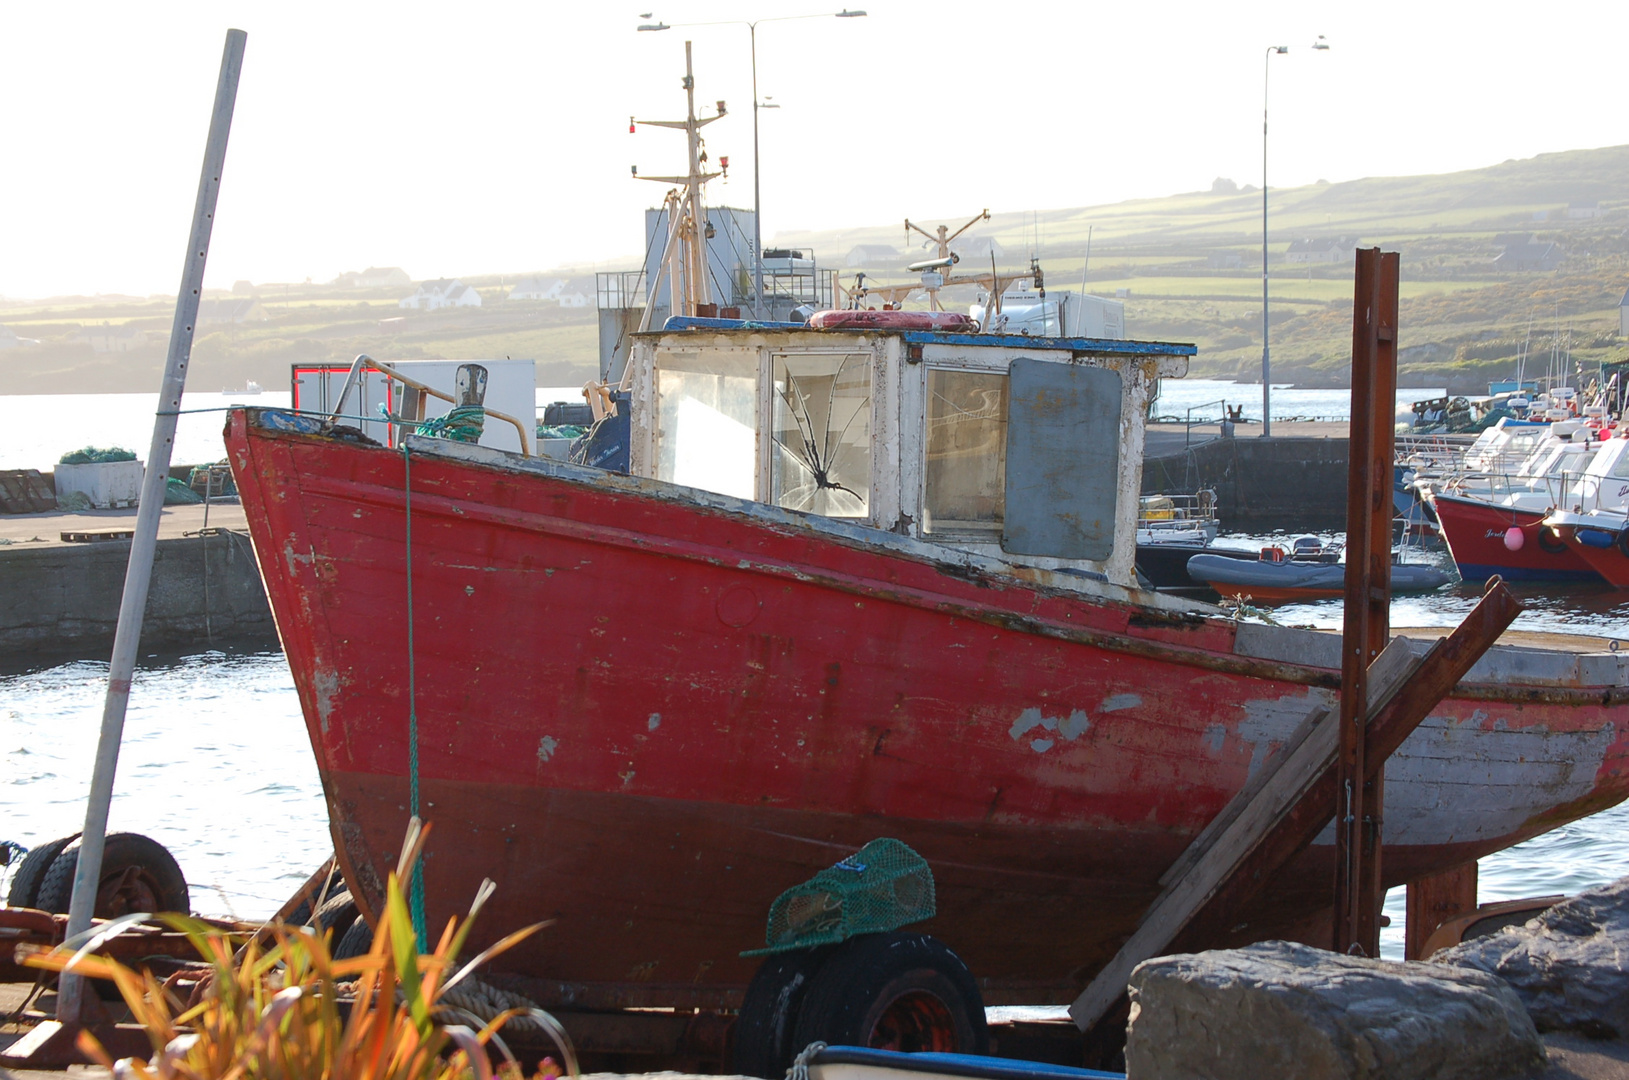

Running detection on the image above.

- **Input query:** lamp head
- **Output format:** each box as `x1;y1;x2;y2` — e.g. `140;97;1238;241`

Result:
1270;45;1288;54
1312;34;1330;50
836;9;867;16
637;21;670;31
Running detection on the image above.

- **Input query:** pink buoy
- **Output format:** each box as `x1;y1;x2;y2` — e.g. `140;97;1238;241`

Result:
1504;526;1525;551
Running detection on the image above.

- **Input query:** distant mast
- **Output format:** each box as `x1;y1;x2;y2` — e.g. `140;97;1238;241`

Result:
632;41;726;325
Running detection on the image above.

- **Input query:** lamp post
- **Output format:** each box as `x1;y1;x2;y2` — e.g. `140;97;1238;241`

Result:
639;11;867;319
1260;36;1330;437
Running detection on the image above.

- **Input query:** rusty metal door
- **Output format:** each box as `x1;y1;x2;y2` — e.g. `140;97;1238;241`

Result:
1002;358;1122;561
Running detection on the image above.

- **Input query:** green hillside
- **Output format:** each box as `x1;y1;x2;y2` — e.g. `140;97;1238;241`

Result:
3;146;1627;395
779;144;1629;390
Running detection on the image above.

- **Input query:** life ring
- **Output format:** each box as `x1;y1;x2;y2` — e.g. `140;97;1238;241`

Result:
807;309;981;332
1537;526;1569;554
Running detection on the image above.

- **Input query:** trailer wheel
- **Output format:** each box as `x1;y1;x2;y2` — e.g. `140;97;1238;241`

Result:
313;889;360;939
333;916;374;959
34;833;189;917
732;946;836;1079
5;834;79;909
792;933;987;1056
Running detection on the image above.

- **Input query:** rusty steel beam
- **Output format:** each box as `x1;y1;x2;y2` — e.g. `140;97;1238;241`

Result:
1162;580;1521;964
1335;247;1400;957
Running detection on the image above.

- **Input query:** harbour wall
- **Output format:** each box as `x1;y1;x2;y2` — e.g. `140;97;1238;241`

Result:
0;533;277;658
1142;435;1351;530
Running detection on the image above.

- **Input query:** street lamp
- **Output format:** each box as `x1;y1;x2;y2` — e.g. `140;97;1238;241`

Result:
1260;36;1329;438
639;11;869;318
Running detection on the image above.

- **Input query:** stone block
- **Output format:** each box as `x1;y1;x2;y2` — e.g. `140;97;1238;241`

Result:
1125;940;1543;1080
1432;876;1629;1039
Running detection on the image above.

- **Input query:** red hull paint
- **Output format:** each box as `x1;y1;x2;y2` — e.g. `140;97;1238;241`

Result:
226;412;1629;1006
1430;492;1602;583
1556;528;1629;588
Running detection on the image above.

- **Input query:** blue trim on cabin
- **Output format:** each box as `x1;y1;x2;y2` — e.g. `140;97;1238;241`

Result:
662;315;805;331
900;330;1197;356
653;316;1196;356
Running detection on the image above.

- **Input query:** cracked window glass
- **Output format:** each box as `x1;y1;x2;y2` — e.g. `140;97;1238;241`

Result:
771;351;871;518
655;349;757;500
924;369;1007;534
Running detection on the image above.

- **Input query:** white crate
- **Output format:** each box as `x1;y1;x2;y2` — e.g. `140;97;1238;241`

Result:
55;460;145;508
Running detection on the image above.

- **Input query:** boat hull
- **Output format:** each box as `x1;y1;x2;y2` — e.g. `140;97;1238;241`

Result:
225;410;1629;1007
1551;522;1629;588
1430;492;1602;583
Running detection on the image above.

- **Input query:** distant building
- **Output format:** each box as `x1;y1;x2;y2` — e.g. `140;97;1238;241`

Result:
1620;286;1629;337
952;235;1005;263
1206;252;1244;270
844;244;902;268
0;324;39;349
73;324;149;353
336;267;412;288
199;297;267;326
509;277;565;302
400;279;483;310
231;280;256;295
1492;236;1563;272
1284;237;1360;264
1565;203;1602;220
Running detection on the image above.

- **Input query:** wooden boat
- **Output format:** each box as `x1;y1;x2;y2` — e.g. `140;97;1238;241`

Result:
225;320;1629;1018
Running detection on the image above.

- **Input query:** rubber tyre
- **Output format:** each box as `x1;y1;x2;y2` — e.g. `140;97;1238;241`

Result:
34;833;189;917
5;834;79;909
314;889;360;939
732;946;837;1079
333;915;374;959
792;933;988;1056
1538;526;1568;554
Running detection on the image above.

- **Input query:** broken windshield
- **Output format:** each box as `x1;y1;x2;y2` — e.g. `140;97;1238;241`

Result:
771;351;871;518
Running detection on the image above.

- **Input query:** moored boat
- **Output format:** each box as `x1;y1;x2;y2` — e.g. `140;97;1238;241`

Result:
226;317;1629;1020
1543;508;1629;588
1186;546;1452;603
1428;489;1604;583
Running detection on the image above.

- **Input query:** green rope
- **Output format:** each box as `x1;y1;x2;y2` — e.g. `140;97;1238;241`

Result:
403;445;428;951
416;404;486;443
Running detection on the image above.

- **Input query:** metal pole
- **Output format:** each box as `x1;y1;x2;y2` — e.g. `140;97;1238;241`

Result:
58;27;246;1022
1261;47;1279;438
750;22;765;319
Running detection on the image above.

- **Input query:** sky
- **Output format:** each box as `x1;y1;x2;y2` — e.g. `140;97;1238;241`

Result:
1;1;1624;299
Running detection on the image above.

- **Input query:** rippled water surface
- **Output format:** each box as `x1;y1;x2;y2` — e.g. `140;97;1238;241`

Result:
0;650;329;920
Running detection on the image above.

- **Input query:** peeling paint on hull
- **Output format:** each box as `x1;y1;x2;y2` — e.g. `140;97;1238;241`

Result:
226;410;1629;1008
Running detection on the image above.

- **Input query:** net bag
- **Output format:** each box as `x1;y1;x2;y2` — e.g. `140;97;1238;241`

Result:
743;837;935;956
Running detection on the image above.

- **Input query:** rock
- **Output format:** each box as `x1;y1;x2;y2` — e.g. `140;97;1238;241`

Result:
1124;940;1544;1080
1432;876;1629;1039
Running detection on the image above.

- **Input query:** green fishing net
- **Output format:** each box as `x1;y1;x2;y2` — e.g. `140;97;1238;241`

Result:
59;446;137;465
743;838;936;956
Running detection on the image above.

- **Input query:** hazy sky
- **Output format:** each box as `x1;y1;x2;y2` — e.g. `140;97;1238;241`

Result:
2;1;1624;298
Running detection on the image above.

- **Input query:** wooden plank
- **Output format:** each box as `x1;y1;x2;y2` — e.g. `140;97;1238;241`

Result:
1405;862;1478;960
1070;635;1425;1032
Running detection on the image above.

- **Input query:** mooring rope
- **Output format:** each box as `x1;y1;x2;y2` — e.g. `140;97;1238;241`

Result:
403;445;428;950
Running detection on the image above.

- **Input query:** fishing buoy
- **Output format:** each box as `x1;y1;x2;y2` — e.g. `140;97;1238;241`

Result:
1504;527;1525;551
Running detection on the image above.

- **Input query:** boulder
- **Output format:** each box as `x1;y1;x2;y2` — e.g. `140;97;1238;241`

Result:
1432;876;1629;1039
1125;940;1543;1080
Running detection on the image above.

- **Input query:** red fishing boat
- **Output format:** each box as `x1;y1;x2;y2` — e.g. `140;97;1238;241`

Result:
1427;489;1602;583
226;320;1629;1039
1544;508;1629;587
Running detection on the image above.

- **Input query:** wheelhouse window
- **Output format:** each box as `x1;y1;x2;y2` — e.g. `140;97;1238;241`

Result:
771;351;871;517
924;369;1007;534
654;348;757;500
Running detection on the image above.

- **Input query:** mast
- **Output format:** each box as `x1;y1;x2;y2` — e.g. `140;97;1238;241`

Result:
633;41;725;318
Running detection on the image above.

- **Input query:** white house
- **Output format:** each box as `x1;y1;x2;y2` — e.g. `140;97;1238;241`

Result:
1285;237;1360;264
400;279;483;310
844;244;902;268
0;324;39;349
509;277;565;302
73;324;150;353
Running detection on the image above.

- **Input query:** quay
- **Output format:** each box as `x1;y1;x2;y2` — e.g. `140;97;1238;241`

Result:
0;503;274;658
1143;420;1352;529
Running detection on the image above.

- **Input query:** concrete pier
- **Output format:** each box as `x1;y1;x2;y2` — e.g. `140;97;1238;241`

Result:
1143;422;1351;530
0;505;275;658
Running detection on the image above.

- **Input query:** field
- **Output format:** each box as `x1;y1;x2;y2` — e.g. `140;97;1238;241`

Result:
3;145;1628;395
